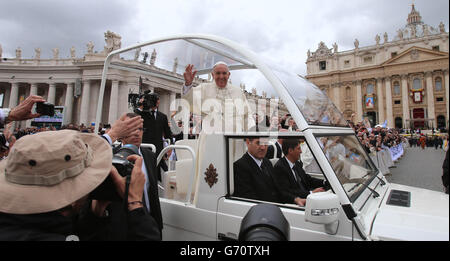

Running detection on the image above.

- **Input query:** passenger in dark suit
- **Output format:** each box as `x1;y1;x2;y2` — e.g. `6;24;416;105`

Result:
273;138;328;207
233;138;281;203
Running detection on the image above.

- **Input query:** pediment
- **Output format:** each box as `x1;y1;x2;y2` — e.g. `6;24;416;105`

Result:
382;46;448;66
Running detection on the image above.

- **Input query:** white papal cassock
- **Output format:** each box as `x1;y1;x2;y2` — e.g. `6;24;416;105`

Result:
182;82;255;133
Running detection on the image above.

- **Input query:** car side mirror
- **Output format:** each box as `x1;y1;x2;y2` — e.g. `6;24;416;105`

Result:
305;192;340;235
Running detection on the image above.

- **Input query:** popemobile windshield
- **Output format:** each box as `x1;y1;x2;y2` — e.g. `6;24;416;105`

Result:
97;34;449;241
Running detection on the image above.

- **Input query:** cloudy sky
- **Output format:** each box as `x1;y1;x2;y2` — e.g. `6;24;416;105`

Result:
0;0;448;76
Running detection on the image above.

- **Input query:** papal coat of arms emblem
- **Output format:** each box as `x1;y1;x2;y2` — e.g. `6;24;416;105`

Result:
204;163;218;188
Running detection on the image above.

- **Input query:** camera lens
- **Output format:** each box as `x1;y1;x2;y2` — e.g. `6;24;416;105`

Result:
238;204;290;241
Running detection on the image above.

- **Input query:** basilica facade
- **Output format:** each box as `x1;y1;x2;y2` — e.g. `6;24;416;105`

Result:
305;5;449;130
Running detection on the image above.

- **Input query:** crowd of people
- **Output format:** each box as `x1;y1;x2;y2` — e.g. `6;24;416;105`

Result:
351;123;406;154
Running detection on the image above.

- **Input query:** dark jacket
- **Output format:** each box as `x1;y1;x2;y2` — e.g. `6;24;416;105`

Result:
272;157;327;203
0;203;161;241
140;147;163;233
137;109;172;156
110;145;163;236
233;152;281;203
443;149;449;193
266;142;282;159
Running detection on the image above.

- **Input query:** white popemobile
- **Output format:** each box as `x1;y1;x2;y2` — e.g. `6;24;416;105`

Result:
97;34;449;241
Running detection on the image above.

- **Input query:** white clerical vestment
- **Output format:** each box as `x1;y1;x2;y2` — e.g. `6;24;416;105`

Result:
182;82;255;133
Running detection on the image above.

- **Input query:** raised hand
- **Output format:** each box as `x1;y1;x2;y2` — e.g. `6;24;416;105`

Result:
183;64;197;86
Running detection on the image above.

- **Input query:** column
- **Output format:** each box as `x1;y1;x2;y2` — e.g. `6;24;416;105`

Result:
376;77;385;125
401;75;410;128
47;82;56;104
356;80;363;122
445;70;449;129
30;82;38;96
9;82;19;108
425;71;435;128
108;80;119;124
333;84;341;110
384;77;394;128
169;91;176;112
26;83;39;127
79;80;91;125
64;82;74;125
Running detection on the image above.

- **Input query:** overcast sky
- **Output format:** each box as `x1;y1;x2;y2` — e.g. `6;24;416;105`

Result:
1;0;448;76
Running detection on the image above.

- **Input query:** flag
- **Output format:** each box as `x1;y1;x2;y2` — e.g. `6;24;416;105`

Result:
382;120;387;128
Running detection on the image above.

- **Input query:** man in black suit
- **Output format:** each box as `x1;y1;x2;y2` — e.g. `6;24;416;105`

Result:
135;93;172;156
135;93;172;181
233;137;281;203
273;138;328;207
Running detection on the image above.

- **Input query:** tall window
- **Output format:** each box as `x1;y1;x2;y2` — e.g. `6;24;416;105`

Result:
319;61;326;70
393;81;400;95
366;83;374;95
435;77;442;92
412;78;422;90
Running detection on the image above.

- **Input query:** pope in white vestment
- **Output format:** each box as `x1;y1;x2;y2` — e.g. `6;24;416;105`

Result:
181;62;255;134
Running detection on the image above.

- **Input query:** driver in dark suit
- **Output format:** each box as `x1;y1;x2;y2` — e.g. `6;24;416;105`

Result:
273;138;329;207
233;137;281;203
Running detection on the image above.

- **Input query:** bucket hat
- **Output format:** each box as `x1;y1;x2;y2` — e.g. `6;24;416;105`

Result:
0;130;112;214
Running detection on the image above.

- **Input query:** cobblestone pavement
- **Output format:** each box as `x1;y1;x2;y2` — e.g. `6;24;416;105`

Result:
385;146;447;192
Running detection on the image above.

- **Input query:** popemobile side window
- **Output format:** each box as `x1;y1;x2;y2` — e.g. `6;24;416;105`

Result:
228;135;327;208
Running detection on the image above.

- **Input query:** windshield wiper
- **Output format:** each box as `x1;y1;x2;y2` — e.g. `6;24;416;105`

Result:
365;170;386;186
348;182;380;198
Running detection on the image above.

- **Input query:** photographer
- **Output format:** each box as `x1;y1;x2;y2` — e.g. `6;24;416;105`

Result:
98;112;163;239
0;130;160;241
134;91;172;180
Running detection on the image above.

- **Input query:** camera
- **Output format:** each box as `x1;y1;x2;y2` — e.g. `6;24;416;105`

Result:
238;204;290;241
36;102;55;117
139;91;159;112
129;90;159;112
90;144;139;201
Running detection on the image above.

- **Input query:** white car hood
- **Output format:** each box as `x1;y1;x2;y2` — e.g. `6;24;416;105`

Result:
371;183;449;241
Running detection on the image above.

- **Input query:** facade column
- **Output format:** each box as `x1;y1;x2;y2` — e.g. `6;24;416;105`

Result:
376;77;385;125
356;80;363;122
401;74;410;128
30;82;38;96
333;83;341;110
169;91;176;112
425;71;436;129
47;82;56;104
64;82;74;125
79;80;91;125
384;77;394;128
26;83;39;128
108;80;119;124
445;70;449;129
9;82;19;108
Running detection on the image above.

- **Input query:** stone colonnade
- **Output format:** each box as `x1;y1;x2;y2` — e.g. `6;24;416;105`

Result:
1;79;180;127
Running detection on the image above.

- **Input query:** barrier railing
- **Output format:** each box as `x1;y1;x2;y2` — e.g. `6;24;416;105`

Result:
370;143;405;175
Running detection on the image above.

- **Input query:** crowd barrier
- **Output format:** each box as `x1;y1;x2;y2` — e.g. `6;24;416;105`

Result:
369;143;405;175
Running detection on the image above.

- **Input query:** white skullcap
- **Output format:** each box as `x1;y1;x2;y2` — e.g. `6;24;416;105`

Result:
213;61;228;69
